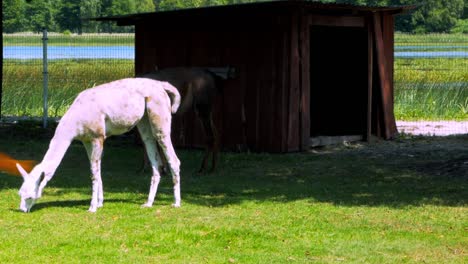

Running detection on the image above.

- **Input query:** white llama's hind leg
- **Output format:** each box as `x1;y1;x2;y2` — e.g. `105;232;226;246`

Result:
83;138;104;212
137;116;162;208
146;100;181;207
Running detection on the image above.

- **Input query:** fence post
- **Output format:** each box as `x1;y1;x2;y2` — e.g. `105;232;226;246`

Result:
42;28;49;128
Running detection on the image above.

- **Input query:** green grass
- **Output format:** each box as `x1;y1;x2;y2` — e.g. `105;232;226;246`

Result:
0;126;466;263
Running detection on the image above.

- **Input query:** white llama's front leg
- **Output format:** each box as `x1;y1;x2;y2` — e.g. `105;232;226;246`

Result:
137;119;162;208
83;138;104;212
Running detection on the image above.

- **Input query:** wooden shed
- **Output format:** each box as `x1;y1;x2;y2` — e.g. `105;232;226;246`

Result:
96;1;414;152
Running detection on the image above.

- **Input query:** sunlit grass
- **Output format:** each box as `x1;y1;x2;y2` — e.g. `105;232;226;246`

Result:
0;129;466;263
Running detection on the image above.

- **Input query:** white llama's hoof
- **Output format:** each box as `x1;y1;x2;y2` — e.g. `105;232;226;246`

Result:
172;203;181;208
141;203;153;208
88;207;97;213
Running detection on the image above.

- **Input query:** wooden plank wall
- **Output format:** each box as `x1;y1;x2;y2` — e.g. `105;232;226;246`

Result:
299;13;311;150
287;11;301;152
135;14;294;152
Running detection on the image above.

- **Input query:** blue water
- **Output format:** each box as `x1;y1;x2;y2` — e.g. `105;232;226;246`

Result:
4;46;135;59
3;46;468;59
395;51;468;58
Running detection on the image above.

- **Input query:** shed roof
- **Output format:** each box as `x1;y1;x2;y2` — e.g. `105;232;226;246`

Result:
93;0;416;26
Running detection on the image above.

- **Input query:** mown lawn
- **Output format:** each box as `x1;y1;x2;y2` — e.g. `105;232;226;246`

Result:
0;124;466;263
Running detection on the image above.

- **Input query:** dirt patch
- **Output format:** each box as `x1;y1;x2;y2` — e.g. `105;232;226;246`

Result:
311;134;468;179
397;121;468;136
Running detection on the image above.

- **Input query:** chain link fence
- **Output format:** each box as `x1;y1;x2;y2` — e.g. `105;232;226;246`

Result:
2;28;135;123
2;29;467;135
391;34;468;135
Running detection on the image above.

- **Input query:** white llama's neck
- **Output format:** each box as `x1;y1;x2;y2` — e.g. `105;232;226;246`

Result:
40;126;74;178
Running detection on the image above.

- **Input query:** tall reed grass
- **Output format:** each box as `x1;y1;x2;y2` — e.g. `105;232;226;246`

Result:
2;59;134;117
394;58;467;120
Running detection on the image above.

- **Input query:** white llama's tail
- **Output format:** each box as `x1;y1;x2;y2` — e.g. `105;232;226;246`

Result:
162;82;181;114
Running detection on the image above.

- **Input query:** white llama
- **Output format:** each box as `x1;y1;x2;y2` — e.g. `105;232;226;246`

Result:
16;78;181;213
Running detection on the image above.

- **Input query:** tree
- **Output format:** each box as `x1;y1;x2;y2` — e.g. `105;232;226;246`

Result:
25;0;57;32
2;0;27;33
55;0;82;33
392;0;464;33
154;0;261;11
81;0;102;32
136;0;156;13
462;0;467;19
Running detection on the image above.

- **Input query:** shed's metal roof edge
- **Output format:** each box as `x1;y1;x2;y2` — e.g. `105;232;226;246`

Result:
89;1;417;23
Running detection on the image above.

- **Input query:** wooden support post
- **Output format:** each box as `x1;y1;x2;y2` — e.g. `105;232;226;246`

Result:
372;12;395;139
366;18;373;142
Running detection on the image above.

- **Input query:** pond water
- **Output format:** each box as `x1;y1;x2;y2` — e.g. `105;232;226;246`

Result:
3;46;468;59
4;46;134;59
394;51;468;58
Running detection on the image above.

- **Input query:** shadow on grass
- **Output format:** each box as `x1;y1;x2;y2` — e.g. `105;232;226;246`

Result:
1;124;466;208
30;198;132;212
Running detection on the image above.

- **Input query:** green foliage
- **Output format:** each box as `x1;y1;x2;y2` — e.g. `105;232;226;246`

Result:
463;0;468;19
154;0;261;11
25;0;58;32
451;19;468;33
416;0;463;33
1;0;467;33
2;0;27;33
56;0;82;33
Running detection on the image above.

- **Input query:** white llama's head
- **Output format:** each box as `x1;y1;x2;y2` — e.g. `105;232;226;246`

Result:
16;163;43;213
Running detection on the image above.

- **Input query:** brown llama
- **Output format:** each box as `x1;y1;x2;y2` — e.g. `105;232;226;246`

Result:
141;67;222;173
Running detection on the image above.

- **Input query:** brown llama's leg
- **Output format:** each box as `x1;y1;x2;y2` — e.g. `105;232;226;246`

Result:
209;115;219;173
198;110;218;173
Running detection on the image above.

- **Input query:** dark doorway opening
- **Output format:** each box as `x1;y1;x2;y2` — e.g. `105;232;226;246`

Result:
309;26;368;137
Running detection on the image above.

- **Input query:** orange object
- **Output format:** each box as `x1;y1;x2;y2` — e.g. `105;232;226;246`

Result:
0;152;36;176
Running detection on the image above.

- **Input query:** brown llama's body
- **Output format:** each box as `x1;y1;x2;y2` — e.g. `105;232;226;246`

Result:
141;67;221;173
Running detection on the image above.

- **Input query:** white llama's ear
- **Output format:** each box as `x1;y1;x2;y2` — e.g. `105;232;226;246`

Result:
16;163;29;179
